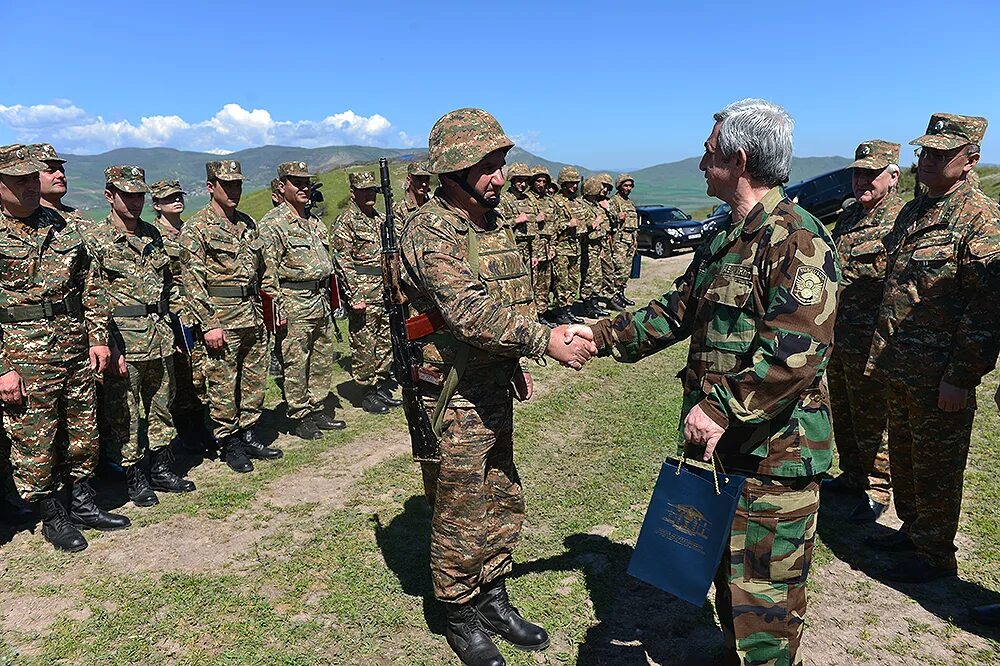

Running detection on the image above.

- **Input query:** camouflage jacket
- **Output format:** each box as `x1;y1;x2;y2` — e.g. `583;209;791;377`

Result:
82;217;174;361
331;200;384;306
527;191;557;262
830;192;904;353
399;188;548;391
497;189;539;241
551;193;583;257
604;188;840;477
179;204;270;331
153;216;188;322
868;178;1000;389
582;199;610;241
607;193;638;232
392;190;424;224
259;202;333;321
0;208;107;373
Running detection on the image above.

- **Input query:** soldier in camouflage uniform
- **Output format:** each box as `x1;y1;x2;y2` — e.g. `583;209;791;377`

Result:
579;176;612;318
824;141;904;524
0;145;130;552
398;107;595;666
528;165;557;322
606;173;638;308
179;160;283;474
84;166;196;507
392;160;432;221
498;163;552;325
866;114;1000;583
259;161;345;439
549;167;585;325
270;177;282;208
584;100;839;666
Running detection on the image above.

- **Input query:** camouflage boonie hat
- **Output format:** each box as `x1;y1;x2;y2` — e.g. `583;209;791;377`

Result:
427;107;514;174
0;144;45;176
105;165;151;193
278;161;314;178
27;143;66;164
270;177;281;194
850;140;900;170
911;113;988;150
616;173;634;188
582;176;603;197
557;166;581;184
407;161;431;176
206;160;243;181
507;162;531;179
150;179;185;199
348;171;378;190
531;164;551;180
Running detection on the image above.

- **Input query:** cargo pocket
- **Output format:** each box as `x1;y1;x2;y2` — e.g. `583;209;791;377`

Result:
703;270;756;355
742;483;819;584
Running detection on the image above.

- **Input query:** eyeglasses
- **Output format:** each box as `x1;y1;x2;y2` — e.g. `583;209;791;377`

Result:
914;147;964;162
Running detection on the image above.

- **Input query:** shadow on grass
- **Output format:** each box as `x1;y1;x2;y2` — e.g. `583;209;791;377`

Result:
817;489;1000;642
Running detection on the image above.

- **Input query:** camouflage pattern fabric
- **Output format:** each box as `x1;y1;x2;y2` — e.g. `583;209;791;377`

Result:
105;165;151;194
550;192;584;307
201;326;267;437
911;113;988;151
497;186;540;282
607;191;638;292
277;161;314;178
714;476;819;666
274;317;336;419
331;200;391;388
206;160;244;181
578;199;607;300
426;108;514;175
392;189;425;222
849;140;900;171
527;189;557;314
26;142;65;164
149;179;185;199
103;357;175;464
347;171;377;190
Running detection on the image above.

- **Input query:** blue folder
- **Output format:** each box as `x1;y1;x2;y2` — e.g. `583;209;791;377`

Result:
169;313;196;353
627;458;745;606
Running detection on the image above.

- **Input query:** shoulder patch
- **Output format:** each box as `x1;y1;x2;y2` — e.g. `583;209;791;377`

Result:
791;265;826;305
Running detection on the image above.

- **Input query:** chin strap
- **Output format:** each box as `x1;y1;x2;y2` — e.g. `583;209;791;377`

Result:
443;170;500;209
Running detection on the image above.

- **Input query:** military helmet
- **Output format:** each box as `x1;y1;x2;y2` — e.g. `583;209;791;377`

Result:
581;176;604;197
426;107;514;175
506;162;531;179
557;166;581;184
531;164;551;180
597;172;614;187
615;173;634;188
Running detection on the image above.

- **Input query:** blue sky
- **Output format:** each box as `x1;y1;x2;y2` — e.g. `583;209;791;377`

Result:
2;0;998;168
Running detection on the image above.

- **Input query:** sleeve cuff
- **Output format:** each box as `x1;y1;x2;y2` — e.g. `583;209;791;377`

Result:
697;397;730;429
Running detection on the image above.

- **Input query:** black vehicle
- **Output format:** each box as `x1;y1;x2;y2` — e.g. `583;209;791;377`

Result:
783;167;854;223
636;206;706;258
699;202;731;238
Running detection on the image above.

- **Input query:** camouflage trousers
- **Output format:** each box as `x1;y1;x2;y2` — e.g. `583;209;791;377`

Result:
104;356;176;465
533;259;554;315
421;385;524;603
714;475;820;666
202;326;267;439
553;254;581;308
348;305;392;389
827;347;891;504
612;230;638;292
277;316;335;420
884;378;975;569
4;354;99;500
580;238;607;300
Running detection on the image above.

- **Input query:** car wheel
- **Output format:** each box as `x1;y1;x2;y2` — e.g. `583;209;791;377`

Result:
653;239;670;258
841;196;856;211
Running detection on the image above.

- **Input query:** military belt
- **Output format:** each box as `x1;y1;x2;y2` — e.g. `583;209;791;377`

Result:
354;265;383;276
280;279;326;291
207;284;257;299
112;300;170;318
0;294;84;324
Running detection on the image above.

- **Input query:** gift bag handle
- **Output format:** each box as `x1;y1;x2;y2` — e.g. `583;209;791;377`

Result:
675;451;729;496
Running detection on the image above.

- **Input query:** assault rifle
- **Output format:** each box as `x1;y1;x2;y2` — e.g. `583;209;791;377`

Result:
378;158;440;462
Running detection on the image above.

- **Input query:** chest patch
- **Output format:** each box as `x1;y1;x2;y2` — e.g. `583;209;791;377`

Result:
720;263;753;285
792;266;826;306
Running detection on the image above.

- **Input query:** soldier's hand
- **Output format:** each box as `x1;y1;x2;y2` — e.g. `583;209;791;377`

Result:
599;200;610;210
531;257;539;268
568;218;579;228
535;212;546;222
548;325;597;370
938;379;969;412
110;348;128;378
515;213;530;224
0;370;25;406
89;345;111;374
204;327;227;351
619;212;626;222
352;301;367;312
683;404;725;461
513;370;533;401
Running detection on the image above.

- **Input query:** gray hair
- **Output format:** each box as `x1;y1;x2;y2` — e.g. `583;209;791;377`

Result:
886;163;900;176
713;98;794;186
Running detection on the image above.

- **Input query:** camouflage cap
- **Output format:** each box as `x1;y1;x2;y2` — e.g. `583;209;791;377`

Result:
911;113;988;150
582;176;603;197
150;179;185;199
850;140;900;170
27;143;66;164
348;171;378;190
270;177;281;194
407;160;432;176
105;165;151;194
557;166;581;184
427;107;514;174
615;173;634;188
0;144;46;176
597;172;614;187
278;161;314;178
531;164;551;180
507;162;531;179
206;160;244;181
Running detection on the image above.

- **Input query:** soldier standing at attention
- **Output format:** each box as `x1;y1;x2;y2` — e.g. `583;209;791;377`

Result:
392;161;432;221
0;145;129;552
332;172;400;415
823;141;904;523
866;114;1000;583
606;174;638;308
527;165;557;324
579;176;611;318
179;160;283;474
259;162;345;439
84;167;196;507
550;167;584;325
578;100;839;665
496;163;540;294
399;107;596;666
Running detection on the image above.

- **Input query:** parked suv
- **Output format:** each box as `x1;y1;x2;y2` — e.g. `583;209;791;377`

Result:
636;206;706;258
783;167;854;223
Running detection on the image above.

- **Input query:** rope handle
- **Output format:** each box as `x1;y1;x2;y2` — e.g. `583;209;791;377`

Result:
675;449;729;496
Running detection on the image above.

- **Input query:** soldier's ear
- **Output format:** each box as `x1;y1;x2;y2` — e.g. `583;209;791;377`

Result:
734;148;749;177
963;147;980;173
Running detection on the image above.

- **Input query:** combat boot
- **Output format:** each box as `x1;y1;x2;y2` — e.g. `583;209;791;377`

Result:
293;416;323;440
362;391;389;415
376;384;403;408
223;434;253;473
125;462;159;507
268;348;282;377
550;308;573;325
588;297;610;317
312;412;346;430
475;578;549;651
445;601;505;666
620;291;635;306
242;428;283;460
149;447;196;493
69;477;130;531
39;496;88;552
567;306;585;324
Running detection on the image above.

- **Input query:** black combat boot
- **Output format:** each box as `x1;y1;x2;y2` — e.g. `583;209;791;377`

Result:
445;601;505;666
268;348;282;377
567;306;585;324
362;391;389;415
223;434;253;473
69;477;130;531
242;428;283;460
149;447;196;493
125;462;159;507
39;496;88;552
475;578;550;651
312;412;346;430
376;384;403;408
551;307;573;325
588;297;610;317
293;416;323;440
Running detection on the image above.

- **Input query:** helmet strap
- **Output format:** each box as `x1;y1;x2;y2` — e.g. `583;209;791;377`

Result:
443;169;499;209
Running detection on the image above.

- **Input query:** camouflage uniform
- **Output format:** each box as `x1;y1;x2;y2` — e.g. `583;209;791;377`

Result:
827;141;903;507
867;114;1000;571
496;163;538;274
551;168;584;308
579;177;609;303
331;172;392;390
259;162;336;422
0;146;108;500
527;165;557;315
606;174;638;294
592;186;840;665
392;161;432;222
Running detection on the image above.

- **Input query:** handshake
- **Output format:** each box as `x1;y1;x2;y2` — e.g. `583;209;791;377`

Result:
546;324;597;370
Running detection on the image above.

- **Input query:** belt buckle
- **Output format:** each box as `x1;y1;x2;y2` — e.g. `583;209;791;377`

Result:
40;301;54;318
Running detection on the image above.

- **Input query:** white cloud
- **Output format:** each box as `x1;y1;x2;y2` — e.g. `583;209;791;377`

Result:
511;131;544;154
0;100;409;154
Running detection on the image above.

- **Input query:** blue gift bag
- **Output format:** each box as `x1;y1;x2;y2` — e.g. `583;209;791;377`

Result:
627;457;745;606
169;313;196;353
630;251;642;279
